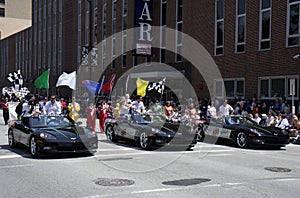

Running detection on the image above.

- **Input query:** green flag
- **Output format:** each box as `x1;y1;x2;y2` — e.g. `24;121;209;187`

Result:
34;70;49;89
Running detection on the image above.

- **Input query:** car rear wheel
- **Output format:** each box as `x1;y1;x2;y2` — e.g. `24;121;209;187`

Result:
30;136;39;157
8;129;16;148
236;132;248;148
139;132;150;150
105;126;118;143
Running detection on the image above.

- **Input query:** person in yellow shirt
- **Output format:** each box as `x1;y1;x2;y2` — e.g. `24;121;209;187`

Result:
68;97;80;122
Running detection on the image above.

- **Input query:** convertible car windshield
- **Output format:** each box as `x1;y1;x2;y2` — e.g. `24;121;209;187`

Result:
224;116;257;125
29;115;74;127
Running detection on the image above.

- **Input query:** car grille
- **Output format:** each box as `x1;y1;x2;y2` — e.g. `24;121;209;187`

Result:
56;142;87;151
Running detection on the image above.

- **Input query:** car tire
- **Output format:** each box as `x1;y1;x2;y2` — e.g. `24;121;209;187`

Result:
139;132;150;150
196;127;205;142
236;131;249;148
30;136;39;157
8;129;16;148
105;125;118;143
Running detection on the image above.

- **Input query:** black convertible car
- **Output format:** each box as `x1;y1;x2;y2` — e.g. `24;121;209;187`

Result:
104;113;198;150
8;115;98;157
197;115;289;148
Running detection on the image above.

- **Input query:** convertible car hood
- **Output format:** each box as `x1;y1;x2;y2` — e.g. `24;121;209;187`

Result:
37;127;80;139
241;124;283;135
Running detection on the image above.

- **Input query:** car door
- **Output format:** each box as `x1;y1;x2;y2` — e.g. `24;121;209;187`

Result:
117;115;132;138
13;122;28;146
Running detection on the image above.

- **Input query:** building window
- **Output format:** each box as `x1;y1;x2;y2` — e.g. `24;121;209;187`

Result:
0;8;4;17
215;0;224;56
0;0;5;4
259;0;271;50
176;0;183;62
287;0;300;47
259;76;299;99
236;0;246;53
122;0;128;68
111;0;117;69
215;78;245;99
160;0;167;63
102;0;107;70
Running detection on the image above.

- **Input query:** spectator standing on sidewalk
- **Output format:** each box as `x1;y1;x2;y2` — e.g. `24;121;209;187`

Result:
86;103;96;132
1;98;9;125
97;98;110;133
68;97;80;122
219;100;233;116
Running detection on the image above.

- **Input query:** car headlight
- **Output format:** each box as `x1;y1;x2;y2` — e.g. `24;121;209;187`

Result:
40;133;56;140
151;128;160;133
250;128;258;133
87;131;97;138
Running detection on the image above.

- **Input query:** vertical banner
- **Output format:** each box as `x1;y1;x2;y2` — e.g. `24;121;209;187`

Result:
135;0;153;56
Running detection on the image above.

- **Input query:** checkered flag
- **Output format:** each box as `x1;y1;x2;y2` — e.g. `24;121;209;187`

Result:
147;77;166;94
19;87;30;98
7;72;15;82
7;70;23;85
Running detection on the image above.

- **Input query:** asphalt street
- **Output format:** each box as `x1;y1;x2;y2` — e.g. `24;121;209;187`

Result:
0;110;300;198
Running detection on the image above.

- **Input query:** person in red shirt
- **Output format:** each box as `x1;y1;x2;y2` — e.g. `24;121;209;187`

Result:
86;103;96;132
163;101;175;122
97;98;110;133
1;98;9;125
60;98;67;115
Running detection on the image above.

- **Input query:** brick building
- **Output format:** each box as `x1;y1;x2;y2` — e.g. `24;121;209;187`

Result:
0;0;300;107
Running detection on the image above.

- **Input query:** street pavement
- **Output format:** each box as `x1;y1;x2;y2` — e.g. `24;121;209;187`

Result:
0;109;300;197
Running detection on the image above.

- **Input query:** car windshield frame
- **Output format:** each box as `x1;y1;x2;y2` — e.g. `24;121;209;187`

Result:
224;116;258;126
29;115;75;128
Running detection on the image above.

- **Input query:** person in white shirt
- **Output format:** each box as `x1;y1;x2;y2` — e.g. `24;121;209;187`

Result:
275;113;290;129
265;112;275;126
253;113;261;124
44;95;62;115
207;100;217;118
133;95;145;114
219;100;233;116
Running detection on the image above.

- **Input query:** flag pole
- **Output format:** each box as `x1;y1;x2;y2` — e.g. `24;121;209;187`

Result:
95;75;105;104
47;69;50;98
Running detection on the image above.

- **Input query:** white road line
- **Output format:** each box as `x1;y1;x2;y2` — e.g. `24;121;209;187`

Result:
274;178;300;182
0;164;33;169
204;154;233;157
226;182;244;186
202;184;222;187
192;149;235;153
0;154;22;159
132;187;183;194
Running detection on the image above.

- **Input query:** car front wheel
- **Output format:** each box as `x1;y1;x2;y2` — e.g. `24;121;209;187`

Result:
105;126;118;143
139;132;150;150
8;129;15;148
236;132;249;148
30;136;39;157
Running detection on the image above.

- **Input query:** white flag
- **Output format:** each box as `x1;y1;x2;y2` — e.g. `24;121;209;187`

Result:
56;71;76;90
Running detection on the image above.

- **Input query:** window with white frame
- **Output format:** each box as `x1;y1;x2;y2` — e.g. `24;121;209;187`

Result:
102;0;107;70
215;0;224;55
236;0;246;53
259;76;299;99
111;0;117;69
215;78;245;99
122;0;128;68
287;0;300;47
160;0;167;63
259;0;271;50
77;0;82;69
176;0;183;62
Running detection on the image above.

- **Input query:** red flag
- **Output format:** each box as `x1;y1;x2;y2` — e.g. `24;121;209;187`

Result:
102;74;116;93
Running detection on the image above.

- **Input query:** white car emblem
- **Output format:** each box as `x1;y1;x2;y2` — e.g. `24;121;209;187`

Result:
70;137;77;140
